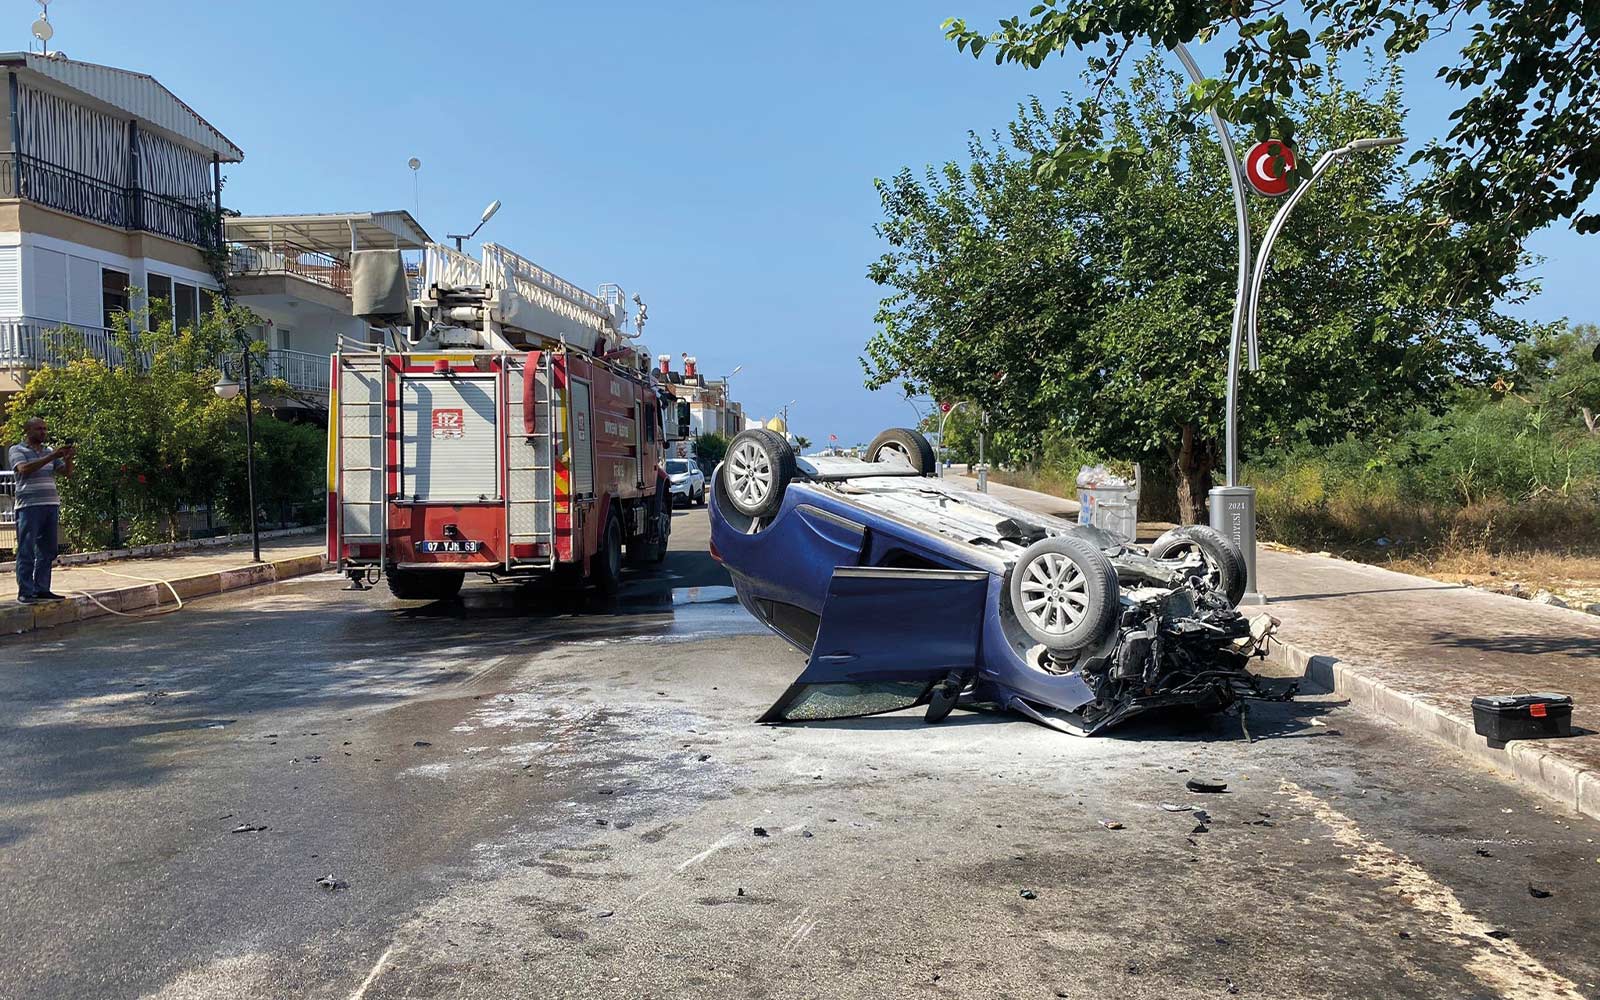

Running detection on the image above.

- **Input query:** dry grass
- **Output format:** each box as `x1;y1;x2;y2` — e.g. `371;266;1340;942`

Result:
1382;546;1600;610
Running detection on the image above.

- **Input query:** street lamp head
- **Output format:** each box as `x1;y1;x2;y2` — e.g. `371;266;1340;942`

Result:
1349;136;1406;151
213;372;241;400
727;365;743;377
480;199;502;224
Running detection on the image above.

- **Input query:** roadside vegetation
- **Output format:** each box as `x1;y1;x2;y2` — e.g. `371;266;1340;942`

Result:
2;300;326;551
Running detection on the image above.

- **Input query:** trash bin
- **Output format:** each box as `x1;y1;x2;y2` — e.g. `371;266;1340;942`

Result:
1076;464;1139;543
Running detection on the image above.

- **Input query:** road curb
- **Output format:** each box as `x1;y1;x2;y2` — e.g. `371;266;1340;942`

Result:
1267;637;1600;823
1;552;329;640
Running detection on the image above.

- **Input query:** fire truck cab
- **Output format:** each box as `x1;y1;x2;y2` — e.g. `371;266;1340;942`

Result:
327;242;675;599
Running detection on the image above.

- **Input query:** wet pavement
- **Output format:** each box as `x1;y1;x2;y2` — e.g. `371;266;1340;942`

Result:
3;509;1600;998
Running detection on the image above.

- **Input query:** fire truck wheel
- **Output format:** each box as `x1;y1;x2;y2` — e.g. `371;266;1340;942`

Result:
629;497;671;565
386;569;465;601
593;514;624;595
724;429;794;519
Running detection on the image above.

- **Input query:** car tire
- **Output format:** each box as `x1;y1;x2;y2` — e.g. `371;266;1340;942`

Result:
1149;524;1247;606
1008;535;1120;653
722;429;795;519
866;428;936;475
592;514;624;595
386;569;465;601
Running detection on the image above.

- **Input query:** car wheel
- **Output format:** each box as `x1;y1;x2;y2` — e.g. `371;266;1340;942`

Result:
386;569;465;601
924;673;965;724
592;514;623;595
1149;524;1247;606
1008;535;1119;653
723;429;794;519
866;428;936;475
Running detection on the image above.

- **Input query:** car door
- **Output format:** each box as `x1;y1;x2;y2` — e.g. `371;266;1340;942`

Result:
758;566;991;723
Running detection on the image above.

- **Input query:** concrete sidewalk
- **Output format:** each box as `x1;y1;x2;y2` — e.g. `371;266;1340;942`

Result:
2;535;328;639
945;472;1600;821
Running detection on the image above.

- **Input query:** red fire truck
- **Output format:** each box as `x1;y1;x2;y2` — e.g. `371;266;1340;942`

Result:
327;242;676;599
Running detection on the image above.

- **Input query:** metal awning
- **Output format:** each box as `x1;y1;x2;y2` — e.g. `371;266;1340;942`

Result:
224;211;432;254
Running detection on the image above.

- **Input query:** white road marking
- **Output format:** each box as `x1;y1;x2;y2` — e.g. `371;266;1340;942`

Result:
1281;781;1586;1000
347;943;395;1000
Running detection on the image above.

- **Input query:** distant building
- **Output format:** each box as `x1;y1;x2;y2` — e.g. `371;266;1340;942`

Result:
0;52;242;403
656;353;743;438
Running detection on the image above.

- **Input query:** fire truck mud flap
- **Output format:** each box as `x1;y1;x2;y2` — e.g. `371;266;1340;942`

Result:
758;567;989;724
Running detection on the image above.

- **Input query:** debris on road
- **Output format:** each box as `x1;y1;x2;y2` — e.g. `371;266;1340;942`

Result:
1186;777;1228;793
1475;847;1495;858
314;875;348;892
1019;889;1038;900
1159;802;1192;812
597;909;615;918
1098;819;1125;830
1529;884;1553;899
230;823;267;834
753;827;769;837
413;741;432;748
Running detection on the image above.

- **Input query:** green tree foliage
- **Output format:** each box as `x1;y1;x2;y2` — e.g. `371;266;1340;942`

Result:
692;432;729;476
864;61;1535;522
2;298;317;549
1512;323;1600;435
945;0;1600;268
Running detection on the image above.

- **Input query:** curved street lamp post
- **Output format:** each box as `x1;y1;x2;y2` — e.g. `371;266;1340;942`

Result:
1173;42;1401;604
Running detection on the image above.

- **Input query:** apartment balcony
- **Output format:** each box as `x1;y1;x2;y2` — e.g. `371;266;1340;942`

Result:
0;152;214;248
229;244;350;295
263;348;330;394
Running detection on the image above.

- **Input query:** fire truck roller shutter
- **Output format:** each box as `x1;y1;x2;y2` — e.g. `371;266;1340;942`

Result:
401;375;500;501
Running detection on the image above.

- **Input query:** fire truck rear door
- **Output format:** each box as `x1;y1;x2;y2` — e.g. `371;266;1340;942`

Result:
400;374;500;501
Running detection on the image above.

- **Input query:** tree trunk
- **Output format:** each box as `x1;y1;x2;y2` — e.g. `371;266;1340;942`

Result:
1583;406;1597;435
1171;424;1214;525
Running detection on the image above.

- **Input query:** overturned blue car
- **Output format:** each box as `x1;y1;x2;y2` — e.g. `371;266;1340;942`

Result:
709;427;1281;735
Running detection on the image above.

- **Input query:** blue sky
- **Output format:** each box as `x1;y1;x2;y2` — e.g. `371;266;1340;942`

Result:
43;0;1595;446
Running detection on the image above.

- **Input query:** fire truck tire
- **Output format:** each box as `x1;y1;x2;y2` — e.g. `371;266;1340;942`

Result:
593;514;624;595
386;569;465;601
723;429;794;519
629;496;671;565
866;428;936;475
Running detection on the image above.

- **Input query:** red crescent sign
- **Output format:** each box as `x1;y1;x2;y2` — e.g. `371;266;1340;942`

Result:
1244;140;1295;197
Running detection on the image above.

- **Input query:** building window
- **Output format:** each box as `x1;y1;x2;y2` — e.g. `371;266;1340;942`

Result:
174;282;198;331
147;273;173;326
101;268;129;329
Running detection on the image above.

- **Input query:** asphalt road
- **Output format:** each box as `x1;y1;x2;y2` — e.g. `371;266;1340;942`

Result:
3;508;1599;999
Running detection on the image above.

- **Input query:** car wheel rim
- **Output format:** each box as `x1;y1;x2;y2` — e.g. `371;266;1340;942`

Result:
877;441;912;466
728;440;773;508
1019;552;1089;634
1170;542;1221;589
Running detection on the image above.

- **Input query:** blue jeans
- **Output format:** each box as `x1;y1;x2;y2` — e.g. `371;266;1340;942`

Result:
15;505;60;599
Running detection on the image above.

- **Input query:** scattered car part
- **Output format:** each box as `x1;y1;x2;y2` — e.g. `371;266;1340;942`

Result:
1149;524;1248;607
1186;778;1229;793
1472;693;1573;749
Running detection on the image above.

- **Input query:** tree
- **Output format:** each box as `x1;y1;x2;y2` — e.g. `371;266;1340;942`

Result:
945;0;1600;274
1512;322;1600;435
794;435;813;450
2;297;295;548
692;432;728;476
864;61;1533;522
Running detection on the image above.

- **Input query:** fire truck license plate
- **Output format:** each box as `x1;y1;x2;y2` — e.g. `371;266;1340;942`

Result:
416;540;480;553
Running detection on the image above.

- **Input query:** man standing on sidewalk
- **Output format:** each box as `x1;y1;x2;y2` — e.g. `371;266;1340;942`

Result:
8;417;74;604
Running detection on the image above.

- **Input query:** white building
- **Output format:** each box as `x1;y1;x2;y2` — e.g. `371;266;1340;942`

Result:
225;211;431;407
0;52;241;402
657;354;744;440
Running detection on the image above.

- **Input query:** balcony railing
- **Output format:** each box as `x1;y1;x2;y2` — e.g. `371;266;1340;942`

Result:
1;319;329;397
230;244;350;295
0;318;133;368
264;348;330;393
0;152;214;248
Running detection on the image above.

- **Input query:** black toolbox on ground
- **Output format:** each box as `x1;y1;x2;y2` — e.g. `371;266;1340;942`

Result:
1471;693;1573;749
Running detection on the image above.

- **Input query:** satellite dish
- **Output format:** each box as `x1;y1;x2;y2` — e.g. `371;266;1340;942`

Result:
408;157;421;171
31;18;52;42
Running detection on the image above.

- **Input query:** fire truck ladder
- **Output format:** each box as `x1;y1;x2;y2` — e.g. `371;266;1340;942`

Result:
336;350;389;580
504;351;555;571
